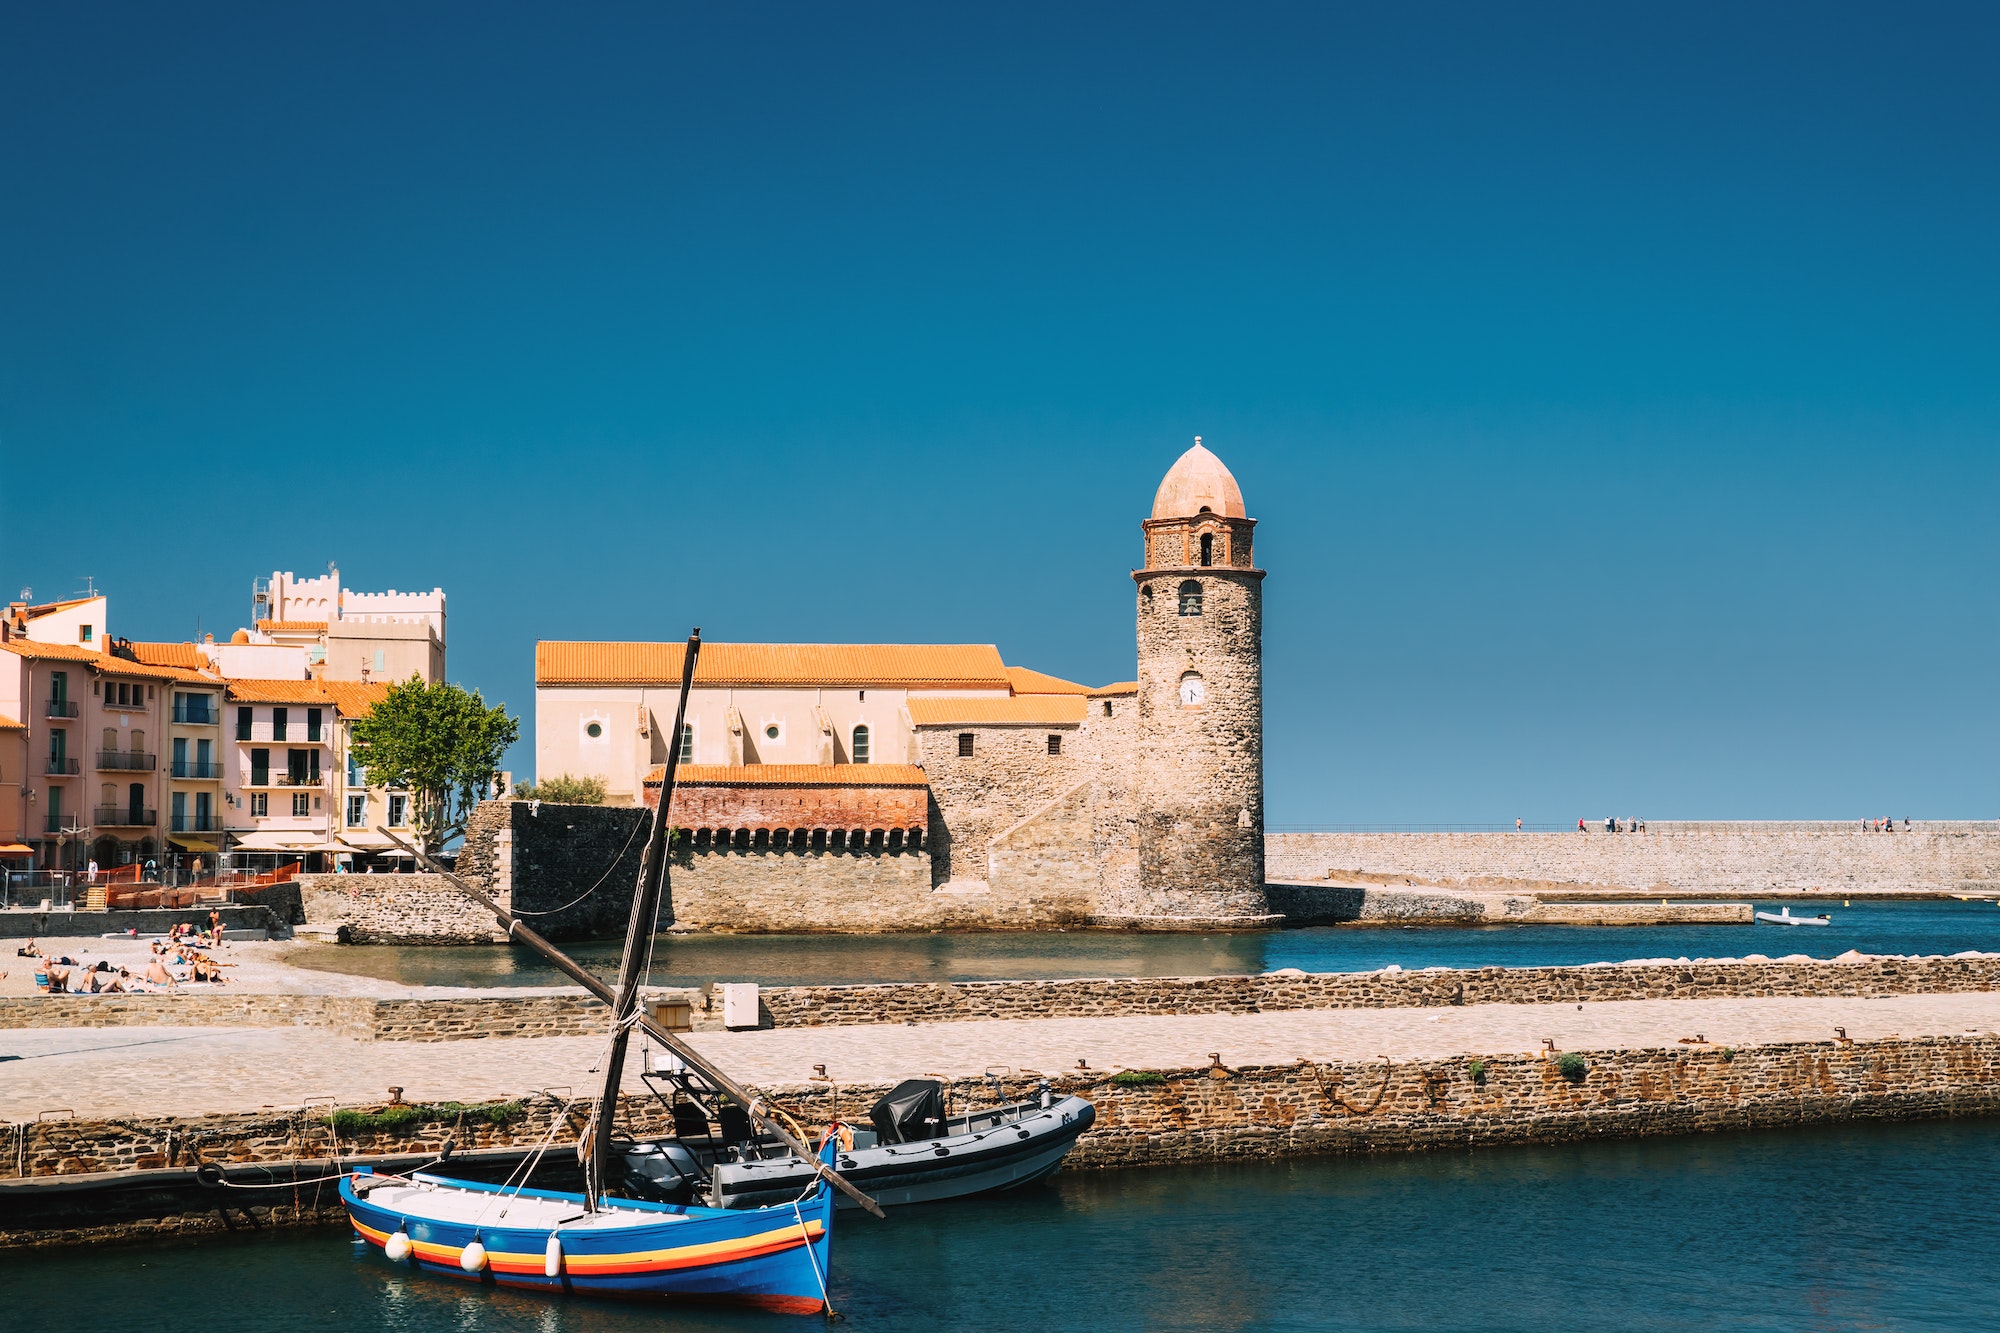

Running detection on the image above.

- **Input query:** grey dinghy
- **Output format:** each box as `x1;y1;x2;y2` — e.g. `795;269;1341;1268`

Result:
624;1078;1096;1211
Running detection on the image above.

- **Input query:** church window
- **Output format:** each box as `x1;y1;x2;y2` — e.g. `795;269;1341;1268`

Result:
677;724;694;764
852;725;870;763
1047;734;1061;756
1200;532;1214;566
766;724;780;740
585;721;603;739
1178;580;1203;615
957;732;974;757
1102;701;1113;717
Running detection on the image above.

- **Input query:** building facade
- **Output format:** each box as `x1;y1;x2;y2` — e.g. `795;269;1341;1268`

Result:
533;443;1271;926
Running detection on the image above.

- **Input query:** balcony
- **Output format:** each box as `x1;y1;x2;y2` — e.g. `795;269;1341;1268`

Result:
172;703;217;725
46;699;79;719
43;814;84;834
101;696;148;713
244;773;324;789
45;757;79;776
93;807;157;827
97;751;158;771
170;814;224;833
236;726;328;745
170;759;224;779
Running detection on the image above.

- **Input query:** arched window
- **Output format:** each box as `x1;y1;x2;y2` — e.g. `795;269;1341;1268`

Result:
677;723;694;763
851;725;870;764
1178;580;1203;616
1199;532;1214;566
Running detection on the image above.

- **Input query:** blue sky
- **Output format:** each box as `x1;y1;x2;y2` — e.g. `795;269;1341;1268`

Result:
4;3;1997;821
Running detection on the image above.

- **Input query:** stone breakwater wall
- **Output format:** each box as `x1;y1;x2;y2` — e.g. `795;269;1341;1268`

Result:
9;1036;2000;1249
8;955;2000;1037
296;874;500;945
1264;881;1750;925
1266;825;2000;895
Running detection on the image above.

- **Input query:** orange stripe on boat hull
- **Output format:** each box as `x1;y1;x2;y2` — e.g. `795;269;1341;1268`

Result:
350;1213;823;1276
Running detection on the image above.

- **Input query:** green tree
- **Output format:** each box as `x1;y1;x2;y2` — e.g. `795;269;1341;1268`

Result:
350;677;520;853
514;773;606;805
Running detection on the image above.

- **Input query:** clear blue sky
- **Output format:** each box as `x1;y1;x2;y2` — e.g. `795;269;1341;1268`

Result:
4;3;1997;822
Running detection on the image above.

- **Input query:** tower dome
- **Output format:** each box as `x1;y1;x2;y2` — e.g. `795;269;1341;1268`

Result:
1150;438;1245;520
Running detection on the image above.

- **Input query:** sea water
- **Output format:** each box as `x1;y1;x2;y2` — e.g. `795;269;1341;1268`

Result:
287;898;2000;989
5;1119;1995;1330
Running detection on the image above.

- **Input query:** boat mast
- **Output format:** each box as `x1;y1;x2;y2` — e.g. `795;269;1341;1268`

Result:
581;628;701;1209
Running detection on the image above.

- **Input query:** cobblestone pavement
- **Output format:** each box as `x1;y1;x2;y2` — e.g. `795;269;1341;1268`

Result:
5;991;1997;1120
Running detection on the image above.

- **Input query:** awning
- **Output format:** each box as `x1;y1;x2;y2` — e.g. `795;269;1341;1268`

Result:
0;843;33;857
228;830;330;852
168;836;220;852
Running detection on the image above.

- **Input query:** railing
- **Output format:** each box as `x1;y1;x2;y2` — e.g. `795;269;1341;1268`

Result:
42;815;82;834
170;759;224;779
276;773;324;787
101;696;148;712
93;806;157;826
96;750;157;771
170;814;224;832
45;757;79;775
234;726;328;744
45;698;79;719
172;703;217;724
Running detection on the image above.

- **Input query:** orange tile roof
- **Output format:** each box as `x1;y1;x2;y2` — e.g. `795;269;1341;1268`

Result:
1089;681;1139;696
256;619;329;634
644;763;929;787
908;696;1088;727
1005;665;1093;695
223;678;389;717
0;714;24;731
127;642;205;669
538;642;1011;689
11;596;96;621
0;639;217;682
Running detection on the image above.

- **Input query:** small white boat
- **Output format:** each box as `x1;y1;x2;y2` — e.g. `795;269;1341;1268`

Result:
1756;908;1831;927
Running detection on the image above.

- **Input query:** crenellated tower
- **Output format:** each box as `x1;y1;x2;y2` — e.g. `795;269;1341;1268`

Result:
1129;439;1269;922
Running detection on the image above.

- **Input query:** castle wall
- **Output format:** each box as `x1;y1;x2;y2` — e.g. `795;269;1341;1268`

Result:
1265;825;2000;895
917;721;1082;888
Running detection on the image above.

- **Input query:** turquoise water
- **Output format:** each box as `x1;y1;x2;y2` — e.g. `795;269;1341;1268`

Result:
6;1119;1997;1330
288;899;2000;989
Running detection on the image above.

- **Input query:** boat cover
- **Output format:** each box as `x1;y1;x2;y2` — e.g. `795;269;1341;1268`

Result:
869;1079;945;1144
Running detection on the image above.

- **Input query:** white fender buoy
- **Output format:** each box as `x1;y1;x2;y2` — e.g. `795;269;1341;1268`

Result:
545;1234;563;1278
384;1230;412;1262
460;1239;488;1273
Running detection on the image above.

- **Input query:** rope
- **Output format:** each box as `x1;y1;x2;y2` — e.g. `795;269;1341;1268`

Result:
791;1197;835;1319
1303;1057;1395;1116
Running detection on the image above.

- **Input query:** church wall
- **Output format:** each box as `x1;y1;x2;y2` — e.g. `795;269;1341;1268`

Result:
916;722;1082;887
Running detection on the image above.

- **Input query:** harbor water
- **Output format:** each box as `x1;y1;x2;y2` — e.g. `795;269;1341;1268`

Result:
5;1118;1995;1330
288;899;2000;990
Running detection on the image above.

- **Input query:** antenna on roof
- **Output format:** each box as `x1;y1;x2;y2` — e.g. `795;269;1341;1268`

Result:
17;587;29;602
77;575;97;597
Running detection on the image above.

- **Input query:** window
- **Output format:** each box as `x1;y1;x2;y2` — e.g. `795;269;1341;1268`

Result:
388;794;408;827
173;738;188;774
1102;700;1113;717
677;723;694;764
373;649;385;672
1047;734;1062;756
1178;580;1203;615
347;750;363;785
347;794;367;827
306;708;322;742
292;792;310;817
585;721;603;739
957;732;974;757
171;792;186;827
236;706;253;740
288;749;310;783
80;624;92;643
250;748;269;786
1200;532;1214;566
251;792;268;818
272;707;288;742
1179;672;1207;707
852;725;870;763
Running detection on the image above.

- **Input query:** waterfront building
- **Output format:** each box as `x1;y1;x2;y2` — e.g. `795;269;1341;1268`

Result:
220;676;392;869
533;442;1269;924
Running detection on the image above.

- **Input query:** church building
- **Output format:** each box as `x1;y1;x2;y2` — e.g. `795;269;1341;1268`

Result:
532;442;1269;927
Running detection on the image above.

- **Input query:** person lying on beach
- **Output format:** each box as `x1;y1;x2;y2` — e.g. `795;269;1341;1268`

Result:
15;939;36;957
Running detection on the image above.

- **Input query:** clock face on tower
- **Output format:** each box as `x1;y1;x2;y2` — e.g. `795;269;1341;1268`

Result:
1179;674;1206;706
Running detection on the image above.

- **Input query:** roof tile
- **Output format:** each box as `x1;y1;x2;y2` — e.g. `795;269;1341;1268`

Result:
538;642;1010;689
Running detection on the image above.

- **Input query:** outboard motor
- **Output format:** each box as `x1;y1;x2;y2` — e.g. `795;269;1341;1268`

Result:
619;1141;705;1205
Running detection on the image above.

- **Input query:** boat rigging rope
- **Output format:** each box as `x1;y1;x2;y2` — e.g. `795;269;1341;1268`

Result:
476;1090;584;1225
1303;1057;1395;1116
510;813;651;917
791;1197;836;1320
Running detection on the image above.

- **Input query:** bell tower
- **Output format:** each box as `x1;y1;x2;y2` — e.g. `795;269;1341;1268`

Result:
1129;438;1268;923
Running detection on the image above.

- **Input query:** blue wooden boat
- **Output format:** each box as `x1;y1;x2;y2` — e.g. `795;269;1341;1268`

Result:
342;1140;839;1315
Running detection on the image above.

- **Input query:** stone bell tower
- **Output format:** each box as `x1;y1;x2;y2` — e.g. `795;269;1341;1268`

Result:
1129;439;1269;922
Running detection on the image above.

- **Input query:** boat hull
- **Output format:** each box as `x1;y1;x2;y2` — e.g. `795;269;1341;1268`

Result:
713;1096;1095;1211
342;1154;837;1315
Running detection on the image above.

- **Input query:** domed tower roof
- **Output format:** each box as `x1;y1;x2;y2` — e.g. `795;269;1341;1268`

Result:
1151;438;1246;520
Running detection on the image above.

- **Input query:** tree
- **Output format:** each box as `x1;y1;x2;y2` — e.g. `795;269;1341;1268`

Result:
350;677;520;854
514;774;606;805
